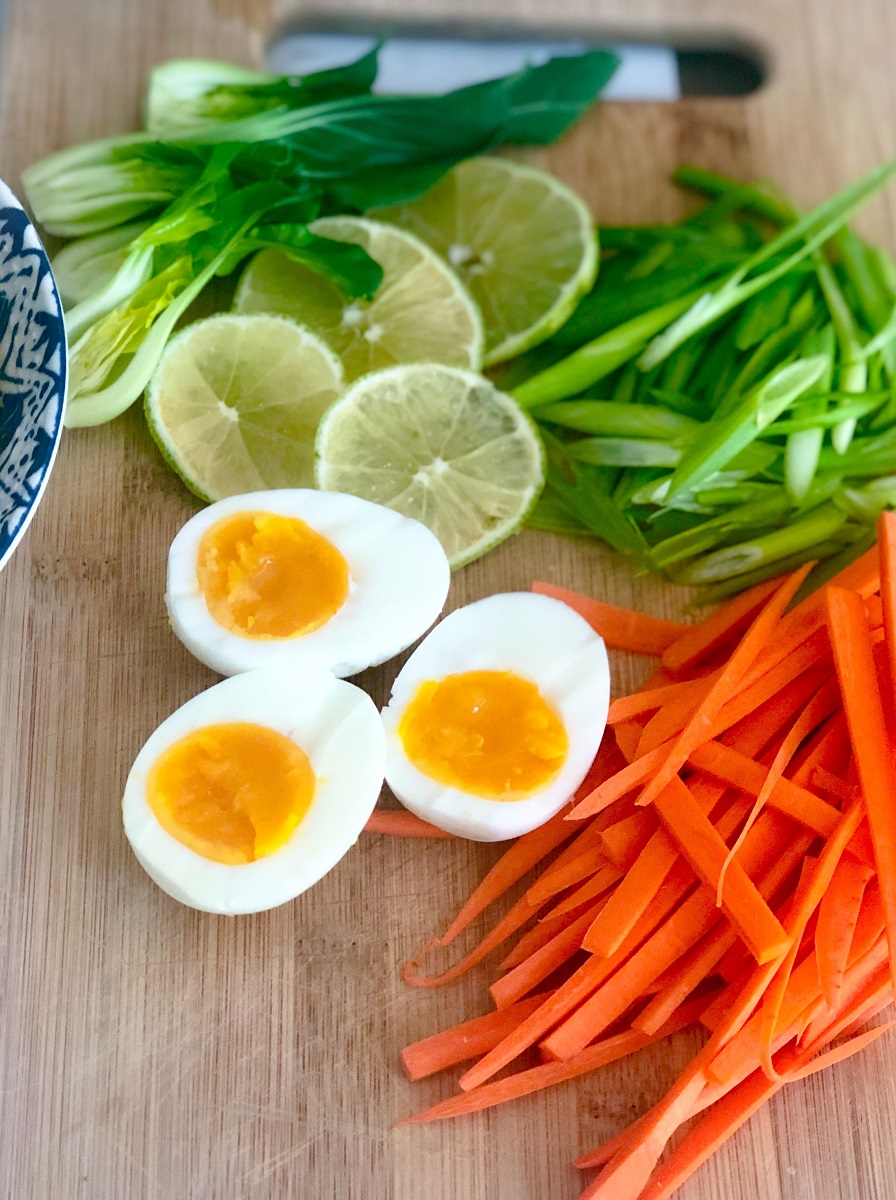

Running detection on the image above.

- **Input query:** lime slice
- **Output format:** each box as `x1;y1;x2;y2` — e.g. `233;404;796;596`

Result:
145;313;344;501
372;156;597;365
314;364;545;568
233;216;484;381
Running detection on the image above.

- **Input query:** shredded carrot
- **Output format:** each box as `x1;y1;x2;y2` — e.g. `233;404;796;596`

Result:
613;719;645;763
399;992;550;1081
398;542;896;1200
524;848;609;908
635;674;719;756
490;904;604;1010
662;575;786;673
653;777;790;964
607;679;707;724
688;741;840;838
827;586;896;997
816;853;874;1006
879;509;896;723
531;581;689;655
714;677;842;903
430;806;577;947
363;810;456;838
637;564;814;809
597;809;656;869
396;1001;705;1126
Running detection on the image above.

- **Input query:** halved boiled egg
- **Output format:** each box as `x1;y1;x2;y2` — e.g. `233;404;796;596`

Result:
122;667;385;913
381;592;610;841
166;489;450;678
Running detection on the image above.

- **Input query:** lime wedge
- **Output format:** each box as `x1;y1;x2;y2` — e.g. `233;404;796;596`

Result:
233;216;484;381
372;156;597;365
314;364;545;568
145;313;343;501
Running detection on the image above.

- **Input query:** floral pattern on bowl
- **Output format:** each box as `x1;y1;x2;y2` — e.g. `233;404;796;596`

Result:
0;177;67;572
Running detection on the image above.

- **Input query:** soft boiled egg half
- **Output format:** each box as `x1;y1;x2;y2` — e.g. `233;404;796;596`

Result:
122;667;385;913
381;592;610;841
166;489;450;678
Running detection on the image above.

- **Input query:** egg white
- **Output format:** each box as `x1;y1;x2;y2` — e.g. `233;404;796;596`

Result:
122;667;385;914
381;592;611;841
166;489;450;678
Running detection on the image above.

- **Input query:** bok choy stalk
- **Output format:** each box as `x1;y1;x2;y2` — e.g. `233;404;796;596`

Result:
25;45;619;427
524;163;896;598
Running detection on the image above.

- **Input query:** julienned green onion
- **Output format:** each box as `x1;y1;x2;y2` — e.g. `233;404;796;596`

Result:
525;162;896;599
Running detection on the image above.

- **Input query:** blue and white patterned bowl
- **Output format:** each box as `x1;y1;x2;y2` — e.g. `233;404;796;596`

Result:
0;178;67;573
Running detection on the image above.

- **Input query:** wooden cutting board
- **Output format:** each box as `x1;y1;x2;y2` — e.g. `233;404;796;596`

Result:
2;1;896;1197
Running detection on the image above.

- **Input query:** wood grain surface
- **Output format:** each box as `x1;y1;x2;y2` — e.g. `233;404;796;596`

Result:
2;1;896;1198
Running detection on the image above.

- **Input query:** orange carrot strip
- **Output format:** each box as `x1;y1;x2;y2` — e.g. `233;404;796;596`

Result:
613;720;644;763
827;586;896;997
570;665;828;821
635;829;813;1036
810;765;859;805
583;776;732;958
742;545;879;688
430;805;577;948
531;581;689;655
716;630;831;731
571;745;668;818
639;994;893;1200
637;564;815;811
688;741;840;838
714;677;842;903
577;817;858;1200
635;1067;783;1200
545;796;789;1060
635;675;717;756
457;860;698;1091
398;1001;705;1127
541;865;626;922
816;854;874;1006
574;1114;655;1171
403;888;555;988
499;896;599;971
524;849;609;908
708;950;826;1087
788;1021;896;1081
653;777;791;964
800;956;890;1053
575;1070;708;1200
607;679;708;724
363;810;456;838
879;510;896;714
399;992;551;1080
584;829;681;958
757;799;864;1077
597;810;657;870
490;904;604;1010
662;575;786;673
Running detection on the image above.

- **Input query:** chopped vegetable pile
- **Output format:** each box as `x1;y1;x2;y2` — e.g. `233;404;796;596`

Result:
520;163;896;600
24;46;616;429
395;512;896;1199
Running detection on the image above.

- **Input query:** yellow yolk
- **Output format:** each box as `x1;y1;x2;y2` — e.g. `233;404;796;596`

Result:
196;511;350;639
397;670;568;799
146;722;316;864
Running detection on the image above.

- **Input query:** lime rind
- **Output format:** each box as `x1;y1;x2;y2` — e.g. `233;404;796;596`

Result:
314;363;545;569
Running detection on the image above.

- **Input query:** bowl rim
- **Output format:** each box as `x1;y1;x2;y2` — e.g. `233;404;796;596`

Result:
0;176;68;573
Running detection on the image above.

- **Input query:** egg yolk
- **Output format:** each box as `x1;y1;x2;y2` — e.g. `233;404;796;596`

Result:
397;670;568;799
196;511;350;639
146;722;316;864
